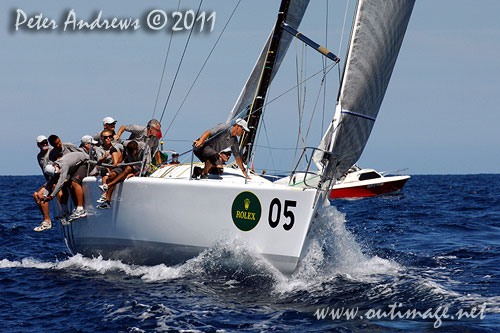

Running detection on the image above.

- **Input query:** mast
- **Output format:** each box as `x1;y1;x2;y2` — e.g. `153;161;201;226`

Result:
239;0;292;163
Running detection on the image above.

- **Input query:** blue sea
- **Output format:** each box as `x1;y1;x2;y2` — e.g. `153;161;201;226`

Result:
0;174;499;332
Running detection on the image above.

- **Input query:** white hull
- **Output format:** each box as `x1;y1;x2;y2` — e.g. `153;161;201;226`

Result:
61;165;319;274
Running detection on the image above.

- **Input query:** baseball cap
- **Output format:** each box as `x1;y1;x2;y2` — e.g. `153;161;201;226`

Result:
36;135;47;144
44;164;57;177
81;135;98;145
234;118;250;132
103;116;117;125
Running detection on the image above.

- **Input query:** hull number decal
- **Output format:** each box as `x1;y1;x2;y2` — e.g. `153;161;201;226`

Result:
268;198;297;231
231;191;262;231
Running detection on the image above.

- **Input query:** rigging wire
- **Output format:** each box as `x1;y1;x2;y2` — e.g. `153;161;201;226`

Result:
321;0;329;139
163;0;243;137
151;0;182;119
159;0;204;124
338;0;351;83
142;62;338;176
289;40;304;173
239;62;337;124
261;118;277;174
304;72;328;148
250;78;274;173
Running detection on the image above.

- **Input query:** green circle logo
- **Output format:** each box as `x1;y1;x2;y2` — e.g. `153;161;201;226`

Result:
231;191;261;231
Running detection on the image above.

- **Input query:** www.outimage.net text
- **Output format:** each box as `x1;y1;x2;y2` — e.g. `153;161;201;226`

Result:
314;303;486;328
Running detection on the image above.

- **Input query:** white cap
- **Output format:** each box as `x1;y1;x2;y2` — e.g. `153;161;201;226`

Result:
44;164;57;177
103;116;117;125
234;118;250;132
36;135;47;144
81;135;98;145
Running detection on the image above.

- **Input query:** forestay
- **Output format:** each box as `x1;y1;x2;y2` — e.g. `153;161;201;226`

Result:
315;0;415;192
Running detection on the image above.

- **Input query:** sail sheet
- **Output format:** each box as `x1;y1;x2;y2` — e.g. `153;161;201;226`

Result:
317;0;415;185
227;0;310;122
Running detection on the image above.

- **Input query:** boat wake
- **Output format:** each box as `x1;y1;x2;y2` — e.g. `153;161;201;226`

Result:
0;206;399;285
0;205;397;285
2;205;497;314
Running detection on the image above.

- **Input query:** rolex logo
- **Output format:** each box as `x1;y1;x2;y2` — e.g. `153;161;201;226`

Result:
232;191;262;232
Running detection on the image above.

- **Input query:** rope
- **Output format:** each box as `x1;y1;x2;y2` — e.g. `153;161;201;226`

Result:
338;0;351;57
258;118;277;174
245;62;337;130
138;121;235;176
140;61;338;177
289;41;305;174
304;73;327;147
163;0;243;136
152;0;182;119
159;0;204;124
322;0;330;138
137;146;195;176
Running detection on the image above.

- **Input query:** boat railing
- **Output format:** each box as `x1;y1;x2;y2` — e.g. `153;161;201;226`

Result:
87;159;144;177
189;146;195;180
289;147;332;189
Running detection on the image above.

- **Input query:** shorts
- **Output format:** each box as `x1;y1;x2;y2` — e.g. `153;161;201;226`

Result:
36;183;49;197
36;181;48;193
194;145;221;165
71;164;88;185
98;166;109;177
111;166;125;175
112;164;140;176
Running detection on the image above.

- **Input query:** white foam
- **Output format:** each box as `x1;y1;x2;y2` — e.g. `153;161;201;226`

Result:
0;254;184;282
273;205;402;294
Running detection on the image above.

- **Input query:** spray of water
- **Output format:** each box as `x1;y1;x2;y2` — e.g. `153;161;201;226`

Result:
273;205;402;294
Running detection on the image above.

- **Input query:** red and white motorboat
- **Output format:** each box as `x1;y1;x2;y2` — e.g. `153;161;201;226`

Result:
330;166;410;199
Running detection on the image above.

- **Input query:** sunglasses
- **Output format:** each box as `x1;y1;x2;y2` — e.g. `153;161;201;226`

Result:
38;140;48;145
102;135;113;139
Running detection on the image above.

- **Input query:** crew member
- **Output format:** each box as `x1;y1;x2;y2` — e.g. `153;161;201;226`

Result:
193;118;250;179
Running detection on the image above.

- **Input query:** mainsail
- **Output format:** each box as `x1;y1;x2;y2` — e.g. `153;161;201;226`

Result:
227;0;310;161
316;0;415;196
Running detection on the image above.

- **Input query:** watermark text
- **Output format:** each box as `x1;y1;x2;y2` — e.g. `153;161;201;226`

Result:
314;303;486;328
12;8;216;33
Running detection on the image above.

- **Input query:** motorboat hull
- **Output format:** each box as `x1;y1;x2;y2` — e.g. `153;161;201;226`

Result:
330;175;410;199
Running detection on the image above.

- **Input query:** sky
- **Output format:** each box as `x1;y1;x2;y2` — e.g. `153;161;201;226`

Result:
1;0;499;176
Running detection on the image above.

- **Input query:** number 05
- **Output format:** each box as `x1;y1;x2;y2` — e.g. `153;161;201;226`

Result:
268;199;296;231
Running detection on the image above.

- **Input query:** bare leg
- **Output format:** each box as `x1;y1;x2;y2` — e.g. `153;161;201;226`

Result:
202;160;214;175
34;188;51;223
107;166;132;187
59;185;69;206
105;167;132;202
72;181;84;207
111;151;121;167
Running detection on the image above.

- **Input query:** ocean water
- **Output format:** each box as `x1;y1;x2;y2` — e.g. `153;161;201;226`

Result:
0;174;499;332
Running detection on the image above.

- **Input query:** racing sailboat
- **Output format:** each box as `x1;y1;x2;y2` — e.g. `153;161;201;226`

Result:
60;0;415;274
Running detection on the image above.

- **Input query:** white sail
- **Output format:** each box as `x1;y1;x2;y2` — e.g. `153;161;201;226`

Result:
227;0;310;122
316;0;415;186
